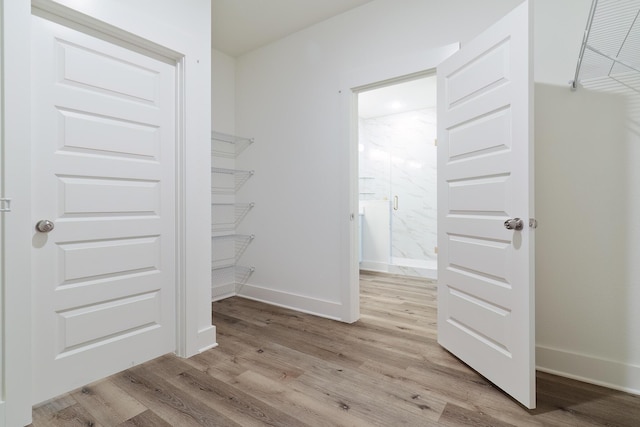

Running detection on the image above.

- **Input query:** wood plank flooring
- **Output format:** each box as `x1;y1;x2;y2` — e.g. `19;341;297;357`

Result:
31;271;640;426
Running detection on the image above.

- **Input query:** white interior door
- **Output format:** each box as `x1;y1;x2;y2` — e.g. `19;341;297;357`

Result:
437;1;535;409
31;15;177;404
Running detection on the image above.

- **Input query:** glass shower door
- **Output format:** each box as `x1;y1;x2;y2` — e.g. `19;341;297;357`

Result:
389;109;438;273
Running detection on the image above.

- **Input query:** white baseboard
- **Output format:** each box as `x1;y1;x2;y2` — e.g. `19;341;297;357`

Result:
359;260;389;273
195;325;217;354
388;264;437;280
361;260;437;280
211;283;237;301
537;345;640;395
237;283;345;321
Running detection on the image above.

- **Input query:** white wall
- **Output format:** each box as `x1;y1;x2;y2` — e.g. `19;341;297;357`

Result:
234;0;522;319
233;0;640;395
534;0;640;394
212;49;236;134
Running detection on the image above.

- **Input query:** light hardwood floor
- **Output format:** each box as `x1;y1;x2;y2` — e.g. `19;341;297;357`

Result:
31;271;640;426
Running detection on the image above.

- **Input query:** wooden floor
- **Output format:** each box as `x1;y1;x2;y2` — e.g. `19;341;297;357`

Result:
31;271;640;426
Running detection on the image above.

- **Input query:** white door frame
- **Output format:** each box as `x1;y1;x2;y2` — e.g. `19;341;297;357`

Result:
340;44;459;323
3;1;214;423
2;0;34;424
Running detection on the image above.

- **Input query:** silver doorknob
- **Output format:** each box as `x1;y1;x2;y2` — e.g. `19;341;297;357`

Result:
35;219;55;233
504;218;524;231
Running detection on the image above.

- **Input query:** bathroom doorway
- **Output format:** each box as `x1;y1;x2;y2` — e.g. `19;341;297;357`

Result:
357;74;437;279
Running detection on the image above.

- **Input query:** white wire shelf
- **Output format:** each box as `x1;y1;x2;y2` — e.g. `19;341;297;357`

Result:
572;0;640;89
211;131;254;158
211;167;254;193
211;234;254;269
234;265;255;286
211;202;255;232
211;265;255;288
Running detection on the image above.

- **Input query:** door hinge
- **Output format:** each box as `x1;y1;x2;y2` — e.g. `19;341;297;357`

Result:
0;198;11;212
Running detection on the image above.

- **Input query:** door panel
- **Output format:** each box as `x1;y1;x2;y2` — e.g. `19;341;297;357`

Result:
31;16;176;404
437;1;535;408
58;176;160;215
59;110;161;159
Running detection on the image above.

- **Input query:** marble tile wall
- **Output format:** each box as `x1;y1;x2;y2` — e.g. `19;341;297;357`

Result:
359;108;437;264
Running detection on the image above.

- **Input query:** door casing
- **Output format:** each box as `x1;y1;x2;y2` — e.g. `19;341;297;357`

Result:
2;0;34;424
341;43;460;323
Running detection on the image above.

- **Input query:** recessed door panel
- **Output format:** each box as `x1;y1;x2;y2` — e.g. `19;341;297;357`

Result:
445;287;512;355
57;291;161;354
58;176;160;216
58;109;161;160
58;40;160;103
448;234;511;282
448;107;511;159
449;175;510;213
57;236;161;284
446;39;510;107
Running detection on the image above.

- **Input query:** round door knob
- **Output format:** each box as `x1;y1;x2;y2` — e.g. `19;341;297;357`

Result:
504;218;524;231
35;219;55;233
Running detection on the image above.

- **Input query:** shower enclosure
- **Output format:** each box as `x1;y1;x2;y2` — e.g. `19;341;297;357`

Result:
358;77;437;278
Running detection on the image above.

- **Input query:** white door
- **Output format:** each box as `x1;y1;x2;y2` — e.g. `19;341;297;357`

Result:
31;15;177;404
437;1;535;409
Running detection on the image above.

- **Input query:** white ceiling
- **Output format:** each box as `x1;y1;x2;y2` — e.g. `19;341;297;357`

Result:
358;76;438;119
211;0;375;57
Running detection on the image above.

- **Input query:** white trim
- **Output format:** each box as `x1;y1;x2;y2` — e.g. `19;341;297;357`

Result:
537;345;640;396
212;283;237;301
174;54;188;358
339;43;459;323
0;0;4;422
339;44;459;92
238;284;345;321
196;325;218;353
340;87;360;323
360;262;438;280
388;265;437;280
359;261;390;273
30;3;181;62
3;0;32;423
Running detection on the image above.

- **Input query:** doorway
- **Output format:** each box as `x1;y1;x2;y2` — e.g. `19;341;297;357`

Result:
357;75;438;280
